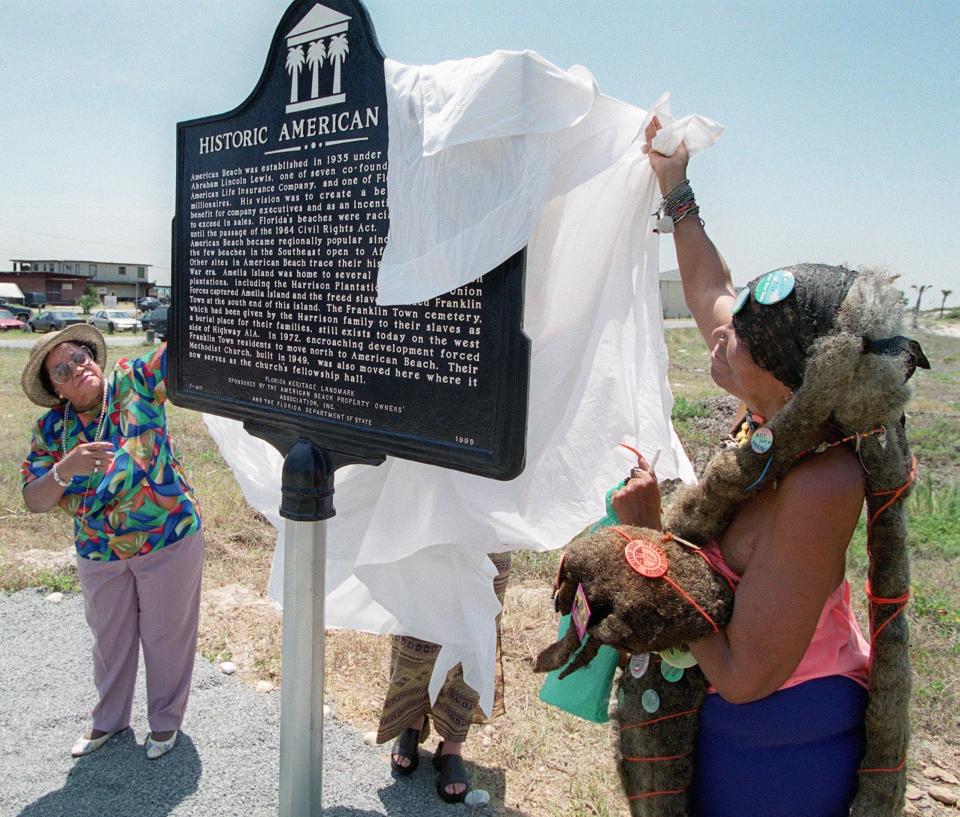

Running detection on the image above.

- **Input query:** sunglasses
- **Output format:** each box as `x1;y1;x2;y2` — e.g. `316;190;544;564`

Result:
732;269;796;315
49;348;94;385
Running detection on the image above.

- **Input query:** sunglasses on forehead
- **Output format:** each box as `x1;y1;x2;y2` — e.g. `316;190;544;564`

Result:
49;348;94;385
732;269;796;315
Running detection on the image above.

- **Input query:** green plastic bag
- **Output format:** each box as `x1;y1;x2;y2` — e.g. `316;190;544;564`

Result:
539;480;624;722
538;614;620;723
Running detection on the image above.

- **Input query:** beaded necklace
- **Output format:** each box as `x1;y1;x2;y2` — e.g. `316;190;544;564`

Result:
60;380;110;522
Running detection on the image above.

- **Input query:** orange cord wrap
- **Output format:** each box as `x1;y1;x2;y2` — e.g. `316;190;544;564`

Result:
627;788;686;800
610;527;720;632
858;756;907;774
623;752;690;763
619;707;699;732
863;458;917;658
857;457;916;775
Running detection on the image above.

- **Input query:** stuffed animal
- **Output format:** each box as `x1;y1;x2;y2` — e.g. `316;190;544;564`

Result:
536;267;927;817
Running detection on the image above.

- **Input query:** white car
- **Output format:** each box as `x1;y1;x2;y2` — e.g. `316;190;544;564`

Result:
89;309;142;333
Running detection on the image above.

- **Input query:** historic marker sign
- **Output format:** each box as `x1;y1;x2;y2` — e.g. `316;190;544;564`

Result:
170;0;529;479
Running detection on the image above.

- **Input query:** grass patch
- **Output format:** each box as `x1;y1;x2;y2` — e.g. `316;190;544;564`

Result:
910;418;960;464
34;569;80;594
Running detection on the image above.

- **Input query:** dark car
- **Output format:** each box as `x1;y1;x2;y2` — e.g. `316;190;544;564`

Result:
23;292;47;309
136;296;160;312
141;306;168;339
0;301;31;322
28;310;87;333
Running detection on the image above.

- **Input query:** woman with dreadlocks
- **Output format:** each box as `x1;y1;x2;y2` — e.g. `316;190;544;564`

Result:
585;116;926;816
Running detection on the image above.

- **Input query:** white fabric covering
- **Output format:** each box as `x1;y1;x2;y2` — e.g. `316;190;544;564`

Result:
202;51;722;714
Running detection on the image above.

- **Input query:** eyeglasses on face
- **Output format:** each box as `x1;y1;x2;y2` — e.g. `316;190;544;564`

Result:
48;348;93;385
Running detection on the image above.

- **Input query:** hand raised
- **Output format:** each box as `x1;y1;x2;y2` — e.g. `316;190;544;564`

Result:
610;451;662;529
643;115;690;193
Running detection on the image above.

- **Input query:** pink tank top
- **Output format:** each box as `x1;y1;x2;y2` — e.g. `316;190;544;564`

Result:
702;540;870;692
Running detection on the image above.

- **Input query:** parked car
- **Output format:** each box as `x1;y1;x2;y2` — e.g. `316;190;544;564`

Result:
0;301;31;322
136;296;160;312
88;309;142;333
140;306;168;339
0;309;26;331
28;310;87;333
23;292;47;309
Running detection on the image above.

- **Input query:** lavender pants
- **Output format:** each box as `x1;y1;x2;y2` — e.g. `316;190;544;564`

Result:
75;529;204;734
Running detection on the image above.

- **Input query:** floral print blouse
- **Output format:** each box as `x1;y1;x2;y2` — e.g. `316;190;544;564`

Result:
21;344;202;560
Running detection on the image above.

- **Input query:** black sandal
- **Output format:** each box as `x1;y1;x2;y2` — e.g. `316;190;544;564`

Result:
390;726;422;775
433;741;471;804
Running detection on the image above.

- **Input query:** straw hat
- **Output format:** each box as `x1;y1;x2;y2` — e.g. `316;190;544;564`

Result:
20;324;107;407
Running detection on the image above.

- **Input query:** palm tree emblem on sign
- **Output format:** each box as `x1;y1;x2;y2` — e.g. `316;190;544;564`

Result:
306;39;326;100
327;33;349;95
286;45;306;104
284;3;352;113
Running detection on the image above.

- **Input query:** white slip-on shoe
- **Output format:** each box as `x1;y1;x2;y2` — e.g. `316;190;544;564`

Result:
70;729;119;757
145;730;178;759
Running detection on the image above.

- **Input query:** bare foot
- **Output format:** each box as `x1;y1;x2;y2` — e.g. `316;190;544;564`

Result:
440;740;466;797
391;717;425;770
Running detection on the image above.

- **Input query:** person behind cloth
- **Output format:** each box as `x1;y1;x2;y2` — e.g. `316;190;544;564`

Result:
607;117;926;817
20;325;203;760
377;553;511;804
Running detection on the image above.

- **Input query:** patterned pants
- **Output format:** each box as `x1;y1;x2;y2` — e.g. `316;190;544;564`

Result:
376;552;511;744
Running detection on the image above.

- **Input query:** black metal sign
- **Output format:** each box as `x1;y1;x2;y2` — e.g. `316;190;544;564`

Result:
170;0;529;479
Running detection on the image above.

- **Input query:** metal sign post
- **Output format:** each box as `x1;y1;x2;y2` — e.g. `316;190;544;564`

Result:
278;516;325;817
269;437;383;817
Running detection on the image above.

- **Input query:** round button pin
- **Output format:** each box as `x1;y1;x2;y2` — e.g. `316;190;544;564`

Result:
751;427;774;454
629;652;650;679
660;662;684;683
625;539;669;578
659;646;698;669
753;269;796;305
641;688;661;714
732;287;750;315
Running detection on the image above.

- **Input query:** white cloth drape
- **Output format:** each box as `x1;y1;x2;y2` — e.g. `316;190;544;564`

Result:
203;51;722;714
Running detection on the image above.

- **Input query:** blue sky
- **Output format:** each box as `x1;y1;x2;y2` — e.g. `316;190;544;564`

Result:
0;0;957;303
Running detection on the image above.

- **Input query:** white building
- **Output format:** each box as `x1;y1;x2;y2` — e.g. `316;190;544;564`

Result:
659;268;691;319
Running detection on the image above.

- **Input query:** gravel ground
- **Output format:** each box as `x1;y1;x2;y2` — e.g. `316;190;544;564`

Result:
0;590;495;817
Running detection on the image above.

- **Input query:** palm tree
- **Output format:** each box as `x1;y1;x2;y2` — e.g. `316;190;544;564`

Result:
286;45;306;104
910;284;931;328
306;39;325;99
940;288;953;319
327;33;350;94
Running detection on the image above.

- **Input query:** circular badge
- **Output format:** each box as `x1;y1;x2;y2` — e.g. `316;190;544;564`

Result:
625;539;669;578
660;662;685;683
750;427;774;454
641;688;661;714
629;652;651;679
659;646;698;669
731;287;750;315
753;269;796;305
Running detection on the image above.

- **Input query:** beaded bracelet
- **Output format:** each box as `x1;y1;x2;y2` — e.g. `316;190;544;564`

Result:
652;179;703;233
51;463;71;488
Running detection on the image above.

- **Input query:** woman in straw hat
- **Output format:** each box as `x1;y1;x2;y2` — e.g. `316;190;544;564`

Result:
20;326;203;760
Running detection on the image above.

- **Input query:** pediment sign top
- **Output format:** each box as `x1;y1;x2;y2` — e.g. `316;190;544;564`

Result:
287;3;352;40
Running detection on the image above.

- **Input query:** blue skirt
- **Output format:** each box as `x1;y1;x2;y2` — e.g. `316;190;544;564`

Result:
691;676;868;817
